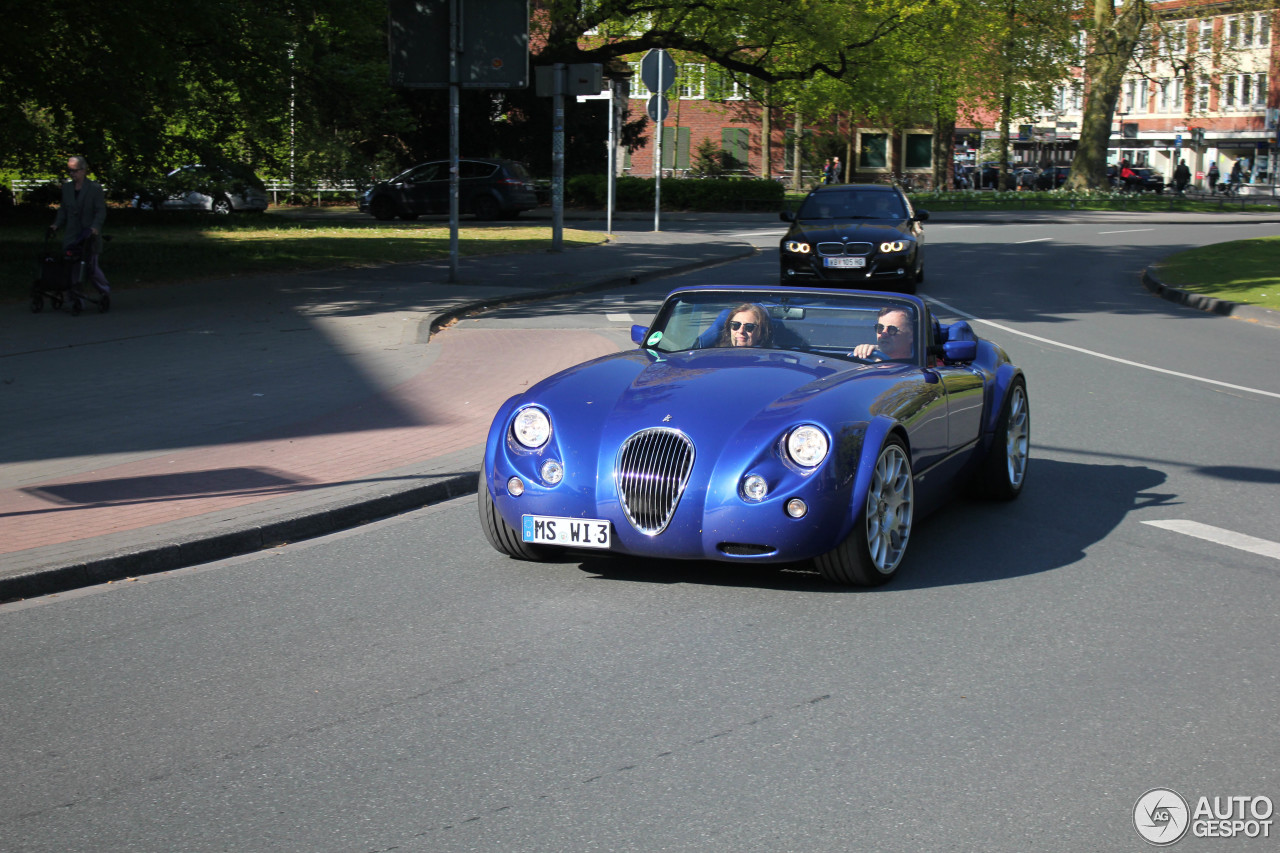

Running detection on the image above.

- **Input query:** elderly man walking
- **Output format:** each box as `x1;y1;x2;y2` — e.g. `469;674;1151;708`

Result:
49;154;110;296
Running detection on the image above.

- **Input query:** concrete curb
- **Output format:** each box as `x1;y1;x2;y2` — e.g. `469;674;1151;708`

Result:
0;244;756;603
1142;268;1280;329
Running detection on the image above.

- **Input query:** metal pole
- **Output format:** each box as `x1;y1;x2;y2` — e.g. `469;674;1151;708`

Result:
552;63;565;252
607;80;616;237
448;0;460;282
654;54;663;232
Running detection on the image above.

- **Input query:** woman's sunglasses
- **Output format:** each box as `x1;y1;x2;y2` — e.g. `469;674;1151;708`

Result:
729;321;758;332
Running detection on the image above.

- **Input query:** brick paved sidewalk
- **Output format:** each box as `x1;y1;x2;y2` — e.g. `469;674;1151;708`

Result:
0;229;756;600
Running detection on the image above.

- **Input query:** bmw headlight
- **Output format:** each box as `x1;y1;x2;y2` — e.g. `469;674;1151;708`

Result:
784;240;812;254
512;406;551;449
786;424;829;468
879;240;906;253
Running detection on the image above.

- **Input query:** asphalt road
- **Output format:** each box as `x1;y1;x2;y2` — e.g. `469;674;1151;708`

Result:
3;216;1278;852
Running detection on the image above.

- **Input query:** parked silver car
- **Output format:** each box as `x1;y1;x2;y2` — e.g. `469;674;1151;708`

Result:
152;165;269;214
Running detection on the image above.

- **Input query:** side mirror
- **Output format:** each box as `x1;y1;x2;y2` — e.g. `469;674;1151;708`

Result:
914;209;930;222
940;340;977;363
780;210;795;222
631;324;648;345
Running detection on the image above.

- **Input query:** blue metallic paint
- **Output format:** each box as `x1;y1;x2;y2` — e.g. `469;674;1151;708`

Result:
482;286;1023;566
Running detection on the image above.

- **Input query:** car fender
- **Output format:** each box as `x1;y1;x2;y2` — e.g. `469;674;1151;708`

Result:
844;414;904;524
982;364;1025;442
482;393;527;498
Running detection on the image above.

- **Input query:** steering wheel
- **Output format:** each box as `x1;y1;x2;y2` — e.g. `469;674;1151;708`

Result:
846;347;887;364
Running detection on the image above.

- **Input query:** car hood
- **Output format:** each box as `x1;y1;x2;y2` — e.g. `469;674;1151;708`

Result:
520;346;906;453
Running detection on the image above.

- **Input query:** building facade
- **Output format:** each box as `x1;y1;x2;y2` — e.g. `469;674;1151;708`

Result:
610;1;1278;190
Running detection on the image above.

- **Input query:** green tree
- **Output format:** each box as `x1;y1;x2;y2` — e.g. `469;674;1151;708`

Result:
1063;0;1152;191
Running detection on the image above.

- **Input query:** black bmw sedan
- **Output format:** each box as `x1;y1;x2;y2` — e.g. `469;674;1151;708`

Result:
779;184;928;293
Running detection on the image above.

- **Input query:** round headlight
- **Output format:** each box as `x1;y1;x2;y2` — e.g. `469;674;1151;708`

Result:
785;240;811;254
512;406;551;449
786;425;829;468
540;458;564;485
742;474;769;502
879;240;906;253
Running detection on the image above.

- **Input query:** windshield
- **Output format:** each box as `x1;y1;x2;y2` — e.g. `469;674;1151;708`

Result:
642;290;920;363
796;189;907;220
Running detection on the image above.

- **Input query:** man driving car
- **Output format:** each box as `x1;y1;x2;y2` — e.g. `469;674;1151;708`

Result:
852;306;914;361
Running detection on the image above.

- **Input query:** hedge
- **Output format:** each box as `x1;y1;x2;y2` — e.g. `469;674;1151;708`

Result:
566;175;785;211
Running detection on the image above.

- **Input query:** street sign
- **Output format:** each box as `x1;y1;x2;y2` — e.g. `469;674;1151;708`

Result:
641;49;677;93
646;95;669;122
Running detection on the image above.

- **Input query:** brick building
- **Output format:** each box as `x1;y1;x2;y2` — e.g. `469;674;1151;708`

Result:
607;1;1279;191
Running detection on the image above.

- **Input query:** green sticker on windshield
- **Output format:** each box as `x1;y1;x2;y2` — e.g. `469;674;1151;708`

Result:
646;331;663;346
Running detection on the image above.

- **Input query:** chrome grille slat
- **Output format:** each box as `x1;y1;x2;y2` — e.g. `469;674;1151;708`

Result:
615;428;695;535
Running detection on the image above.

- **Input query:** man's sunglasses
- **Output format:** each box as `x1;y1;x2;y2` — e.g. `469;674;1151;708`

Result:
875;323;905;336
729;321;758;332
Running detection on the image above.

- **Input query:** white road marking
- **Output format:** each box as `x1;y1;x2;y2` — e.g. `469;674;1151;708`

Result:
606;313;635;322
1015;237;1052;243
1098;229;1155;234
1142;520;1280;561
925;296;1280;402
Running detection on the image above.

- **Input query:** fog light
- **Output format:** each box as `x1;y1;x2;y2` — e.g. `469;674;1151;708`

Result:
742;474;769;502
507;476;525;496
786;498;808;518
541;459;564;485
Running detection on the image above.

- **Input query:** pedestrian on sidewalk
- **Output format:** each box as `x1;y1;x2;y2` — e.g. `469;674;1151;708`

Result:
1173;158;1191;194
49;155;110;296
1206;161;1219;194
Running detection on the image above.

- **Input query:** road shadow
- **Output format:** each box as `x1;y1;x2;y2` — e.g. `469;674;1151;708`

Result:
574;458;1171;592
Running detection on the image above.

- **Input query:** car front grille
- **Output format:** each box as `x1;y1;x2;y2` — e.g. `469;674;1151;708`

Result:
816;242;873;256
615;428;695;535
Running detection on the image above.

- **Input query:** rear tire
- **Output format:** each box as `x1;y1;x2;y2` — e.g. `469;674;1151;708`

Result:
974;377;1029;500
477;472;555;561
472;195;501;220
814;436;914;586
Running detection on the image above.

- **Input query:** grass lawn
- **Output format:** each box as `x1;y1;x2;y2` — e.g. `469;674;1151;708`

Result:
1152;236;1280;311
1;208;609;304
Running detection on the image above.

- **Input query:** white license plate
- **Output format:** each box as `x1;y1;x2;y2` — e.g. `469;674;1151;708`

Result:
824;257;866;268
522;515;612;549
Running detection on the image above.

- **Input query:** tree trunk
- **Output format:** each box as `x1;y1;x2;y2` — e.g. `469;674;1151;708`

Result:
760;92;772;181
1063;0;1151;191
933;109;956;190
792;107;803;191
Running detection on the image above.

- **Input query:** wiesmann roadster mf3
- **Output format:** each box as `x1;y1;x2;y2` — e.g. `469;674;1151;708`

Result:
479;286;1029;586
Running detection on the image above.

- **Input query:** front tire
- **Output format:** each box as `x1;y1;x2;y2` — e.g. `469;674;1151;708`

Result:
974;377;1029;500
210;196;233;215
369;196;397;221
815;436;914;586
477;473;554;560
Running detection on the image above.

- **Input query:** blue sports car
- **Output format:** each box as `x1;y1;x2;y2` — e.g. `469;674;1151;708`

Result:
479;286;1029;586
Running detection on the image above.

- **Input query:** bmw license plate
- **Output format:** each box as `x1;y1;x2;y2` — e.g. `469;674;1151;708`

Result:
824;257;866;268
522;515;612;549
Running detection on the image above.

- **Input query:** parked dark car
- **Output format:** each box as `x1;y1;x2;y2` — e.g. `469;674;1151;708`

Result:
359;158;539;221
779;184;927;293
1034;166;1070;190
1129;167;1166;193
